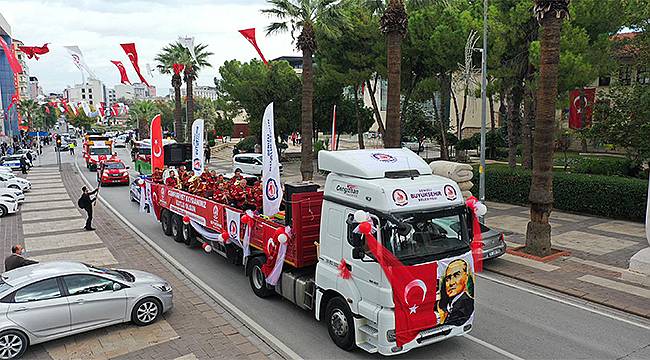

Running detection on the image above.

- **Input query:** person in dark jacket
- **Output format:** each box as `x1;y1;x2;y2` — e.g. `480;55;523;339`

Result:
19;156;28;174
78;186;99;230
5;244;38;272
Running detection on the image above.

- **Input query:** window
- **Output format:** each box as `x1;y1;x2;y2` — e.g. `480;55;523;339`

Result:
63;275;114;296
598;76;611;87
637;67;649;85
82;94;86;99
89;95;93;99
88;88;92;93
82;89;85;93
14;278;61;303
619;65;632;85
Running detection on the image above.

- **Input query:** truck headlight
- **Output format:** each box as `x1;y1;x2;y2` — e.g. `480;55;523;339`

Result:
387;329;396;342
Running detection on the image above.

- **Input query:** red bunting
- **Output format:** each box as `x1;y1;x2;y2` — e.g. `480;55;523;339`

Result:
173;63;185;75
110;60;131;84
238;28;268;65
120;43;149;86
465;196;484;273
17;43;49;60
0;37;23;74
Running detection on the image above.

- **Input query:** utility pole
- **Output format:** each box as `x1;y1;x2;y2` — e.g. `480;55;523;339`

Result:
479;0;488;203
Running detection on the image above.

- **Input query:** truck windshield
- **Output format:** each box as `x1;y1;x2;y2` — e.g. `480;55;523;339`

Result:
380;209;470;265
138;148;151;156
90;148;111;155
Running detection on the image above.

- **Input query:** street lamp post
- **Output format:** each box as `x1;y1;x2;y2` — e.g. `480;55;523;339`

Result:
479;0;488;204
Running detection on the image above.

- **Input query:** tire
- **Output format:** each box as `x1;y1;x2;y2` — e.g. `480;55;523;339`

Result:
0;205;7;218
326;297;356;351
171;215;183;243
248;256;274;298
131;297;162;326
130;191;136;202
0;329;29;359
161;210;173;236
182;223;198;247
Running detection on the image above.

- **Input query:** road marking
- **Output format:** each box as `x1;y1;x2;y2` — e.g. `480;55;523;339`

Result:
464;335;524;360
478;272;650;331
74;158;300;360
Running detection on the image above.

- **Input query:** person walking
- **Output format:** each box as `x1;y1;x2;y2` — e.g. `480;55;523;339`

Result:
69;142;75;155
78;186;99;231
25;151;33;167
204;144;211;164
19;156;28;174
5;245;38;272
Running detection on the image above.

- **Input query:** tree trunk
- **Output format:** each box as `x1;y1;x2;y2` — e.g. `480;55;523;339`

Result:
522;89;535;169
440;73;452;159
366;77;385;135
354;85;365;149
432;96;449;160
300;48;314;180
384;30;402;148
172;74;183;142
507;86;522;168
185;66;194;142
526;14;563;257
459;86;469;139
451;88;461;140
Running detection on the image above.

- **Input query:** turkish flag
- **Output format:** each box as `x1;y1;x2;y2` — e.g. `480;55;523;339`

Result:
111;60;131;84
173;63;185;75
363;224;438;346
150;114;164;171
120;43;150;86
112;104;120;116
0;37;23;74
18;43;49;60
238;28;268;65
569;88;596;129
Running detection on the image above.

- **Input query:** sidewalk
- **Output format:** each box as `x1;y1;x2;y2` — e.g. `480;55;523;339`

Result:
483;201;650;318
1;164;281;360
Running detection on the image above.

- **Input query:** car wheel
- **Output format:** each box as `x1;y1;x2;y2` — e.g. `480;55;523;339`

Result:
182;223;198;247
161;210;173;236
171;215;183;243
0;205;7;218
130;191;136;202
131;297;162;326
326;297;356;351
248;256;274;298
0;330;29;359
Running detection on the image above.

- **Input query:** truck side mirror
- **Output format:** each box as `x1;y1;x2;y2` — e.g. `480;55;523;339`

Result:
346;214;365;248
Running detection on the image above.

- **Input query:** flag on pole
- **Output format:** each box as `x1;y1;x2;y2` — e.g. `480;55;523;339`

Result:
120;43;150;86
331;104;337;151
150;114;164;171
569;88;596;130
146;63;154;78
238;28;268;65
191;118;205;176
0;38;23;74
64;46;96;79
261;103;283;216
173;63;185;75
177;36;196;62
17;43;49;60
110;60;131;84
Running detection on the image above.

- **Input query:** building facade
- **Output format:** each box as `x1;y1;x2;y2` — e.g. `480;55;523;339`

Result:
0;13;17;137
169;85;218;101
64;78;106;106
28;76;43;100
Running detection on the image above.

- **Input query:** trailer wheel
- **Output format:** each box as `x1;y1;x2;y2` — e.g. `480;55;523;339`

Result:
171;215;184;243
248;257;274;298
182;223;198;247
161;210;173;236
326;297;356;351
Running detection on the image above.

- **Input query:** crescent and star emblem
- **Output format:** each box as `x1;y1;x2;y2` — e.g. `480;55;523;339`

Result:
152;139;162;158
404;279;427;314
267;238;276;254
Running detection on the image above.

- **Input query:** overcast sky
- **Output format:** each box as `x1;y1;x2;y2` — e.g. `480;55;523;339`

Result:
0;0;298;96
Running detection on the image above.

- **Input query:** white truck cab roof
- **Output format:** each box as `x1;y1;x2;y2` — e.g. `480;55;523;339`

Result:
319;149;464;213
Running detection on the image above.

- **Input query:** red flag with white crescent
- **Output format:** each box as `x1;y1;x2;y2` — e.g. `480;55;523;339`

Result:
0;37;23;74
110;60;131;84
150;114;164;171
238;28;268;65
569;88;595;129
120;43;150;86
173;63;185;75
18;43;49;60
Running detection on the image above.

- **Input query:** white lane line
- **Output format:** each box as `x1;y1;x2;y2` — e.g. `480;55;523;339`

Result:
74;158;300;360
464;335;525;360
478;272;650;331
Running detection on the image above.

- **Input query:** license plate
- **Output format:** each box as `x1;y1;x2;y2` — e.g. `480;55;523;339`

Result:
489;250;499;257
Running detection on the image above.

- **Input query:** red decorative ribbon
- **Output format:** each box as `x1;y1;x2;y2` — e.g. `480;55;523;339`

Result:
465;196;484;273
337;259;352;279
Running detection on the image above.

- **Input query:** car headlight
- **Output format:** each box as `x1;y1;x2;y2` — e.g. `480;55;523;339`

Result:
152;283;172;292
387;329;396;342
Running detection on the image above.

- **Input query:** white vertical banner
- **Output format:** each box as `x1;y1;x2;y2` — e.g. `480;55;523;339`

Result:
63;46;97;79
191;118;204;176
178;36;197;62
81;101;91;117
226;208;241;241
261;103;283;216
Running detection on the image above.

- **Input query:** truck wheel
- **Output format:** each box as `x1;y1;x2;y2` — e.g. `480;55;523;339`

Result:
171;215;184;243
248;257;274;298
326;297;356;351
161;210;173;236
182;223;198;247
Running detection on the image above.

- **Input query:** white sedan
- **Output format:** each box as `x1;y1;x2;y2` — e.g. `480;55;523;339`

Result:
0;188;25;204
0;155;29;171
0;173;31;192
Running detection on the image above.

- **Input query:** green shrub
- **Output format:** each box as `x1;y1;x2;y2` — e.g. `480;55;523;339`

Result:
208;139;216;147
471;166;648;221
236;136;257;153
570;156;638;177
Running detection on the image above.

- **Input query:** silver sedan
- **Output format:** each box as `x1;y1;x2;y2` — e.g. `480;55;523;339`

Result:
0;261;173;359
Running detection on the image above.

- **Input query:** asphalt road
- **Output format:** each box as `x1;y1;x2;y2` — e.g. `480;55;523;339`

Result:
40;144;650;359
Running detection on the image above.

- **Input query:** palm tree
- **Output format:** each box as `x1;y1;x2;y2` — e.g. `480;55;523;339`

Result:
181;44;213;141
155;44;186;141
525;0;570;257
16;99;41;129
263;0;342;180
129;100;158;139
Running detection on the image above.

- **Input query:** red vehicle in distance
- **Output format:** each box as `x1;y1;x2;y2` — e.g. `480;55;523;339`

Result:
97;160;130;185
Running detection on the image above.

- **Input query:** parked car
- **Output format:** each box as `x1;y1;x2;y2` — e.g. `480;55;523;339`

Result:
114;135;128;148
442;220;507;260
0;261;173;359
0;173;31;192
232;153;283;176
401;137;424;153
0;155;30;171
0;188;25;204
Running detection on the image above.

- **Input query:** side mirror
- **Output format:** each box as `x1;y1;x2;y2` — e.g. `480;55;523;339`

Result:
346;214;365;247
112;283;122;291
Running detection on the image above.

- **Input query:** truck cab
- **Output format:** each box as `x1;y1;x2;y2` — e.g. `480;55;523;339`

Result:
314;149;474;355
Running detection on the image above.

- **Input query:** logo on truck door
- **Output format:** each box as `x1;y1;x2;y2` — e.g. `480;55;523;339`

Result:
371;153;397;163
444;185;457;201
392;189;409;206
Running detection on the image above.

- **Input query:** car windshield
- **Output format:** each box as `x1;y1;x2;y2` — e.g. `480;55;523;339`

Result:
8;156;22;161
380;208;471;265
138;148;151;155
84;263;134;282
90;147;111;155
104;162;125;169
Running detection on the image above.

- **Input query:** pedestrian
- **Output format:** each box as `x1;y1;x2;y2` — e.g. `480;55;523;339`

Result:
204;144;211;164
19;156;28;174
25;151;33;166
4;244;38;272
69;142;75;155
77;186;99;231
233;146;240;156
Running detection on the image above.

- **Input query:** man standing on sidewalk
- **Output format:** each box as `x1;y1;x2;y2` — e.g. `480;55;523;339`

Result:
78;186;99;231
5;245;38;271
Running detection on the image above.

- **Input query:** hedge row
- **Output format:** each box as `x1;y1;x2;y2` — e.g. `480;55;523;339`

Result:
471;167;648;222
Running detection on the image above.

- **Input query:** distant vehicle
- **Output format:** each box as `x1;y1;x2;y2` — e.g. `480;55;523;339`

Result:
0;261;173;359
114;135;128;148
0;155;30;171
97;161;130;185
0;173;31;192
401;137;424;153
440;220;507;260
232;153;283;176
15;149;37;161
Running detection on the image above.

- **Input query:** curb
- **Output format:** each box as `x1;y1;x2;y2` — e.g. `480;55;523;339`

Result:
73;158;301;360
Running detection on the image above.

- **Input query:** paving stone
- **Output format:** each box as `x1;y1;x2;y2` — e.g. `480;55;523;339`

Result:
32;247;118;266
553;231;637;255
21;208;82;222
24;193;71;203
578;275;650;299
590;220;646;238
486;215;560;235
24;231;103;251
23;218;86;235
486;201;521;210
21;200;76;211
500;253;561;272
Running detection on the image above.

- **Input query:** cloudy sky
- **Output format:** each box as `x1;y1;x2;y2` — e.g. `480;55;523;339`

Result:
0;0;298;96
